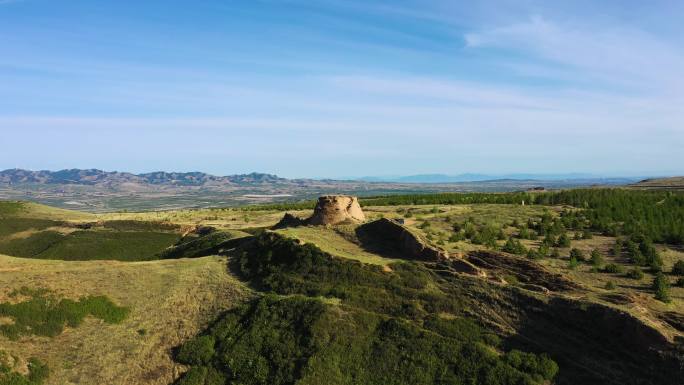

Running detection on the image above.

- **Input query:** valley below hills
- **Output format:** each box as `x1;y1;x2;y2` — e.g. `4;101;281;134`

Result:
0;168;640;212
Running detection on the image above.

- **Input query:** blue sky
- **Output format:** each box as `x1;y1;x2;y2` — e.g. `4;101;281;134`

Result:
1;0;682;178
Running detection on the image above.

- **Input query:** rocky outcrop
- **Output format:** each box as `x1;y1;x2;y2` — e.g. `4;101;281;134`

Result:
308;195;365;225
356;218;448;261
274;195;366;228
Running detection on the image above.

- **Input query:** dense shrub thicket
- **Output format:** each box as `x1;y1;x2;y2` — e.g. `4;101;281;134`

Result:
176;295;557;385
234;232;461;319
175;233;558;385
0;288;129;340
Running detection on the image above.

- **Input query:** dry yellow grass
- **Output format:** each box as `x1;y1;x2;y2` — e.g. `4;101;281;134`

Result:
0;254;252;385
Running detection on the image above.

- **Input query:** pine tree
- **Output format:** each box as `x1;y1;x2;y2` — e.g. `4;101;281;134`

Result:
652;273;671;303
556;233;571;248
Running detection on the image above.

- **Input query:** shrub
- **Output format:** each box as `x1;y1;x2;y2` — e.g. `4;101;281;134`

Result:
27;358;49;384
672;260;684;276
502;238;526;255
542;234;556;247
675;278;684;288
448;233;464;243
590;249;603;267
176;366;226;385
568;257;579;270
626;268;644;280
177;335;216;365
604;263;624;274
604;281;616;290
569;248;585;262
537;244;549;258
652;273;671;303
612;240;622;257
556;233;571;248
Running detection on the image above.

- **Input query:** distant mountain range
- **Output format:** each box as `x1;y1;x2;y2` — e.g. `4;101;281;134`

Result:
0;168;664;212
354;173;640;184
0;168;285;186
0;169;647;188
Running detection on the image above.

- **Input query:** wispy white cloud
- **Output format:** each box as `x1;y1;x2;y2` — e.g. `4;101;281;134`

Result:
464;16;684;92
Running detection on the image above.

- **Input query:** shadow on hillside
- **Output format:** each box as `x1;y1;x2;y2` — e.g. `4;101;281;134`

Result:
502;296;683;385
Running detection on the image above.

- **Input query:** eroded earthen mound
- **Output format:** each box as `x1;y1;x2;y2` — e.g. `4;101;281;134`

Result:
356;218;449;261
307;195;366;225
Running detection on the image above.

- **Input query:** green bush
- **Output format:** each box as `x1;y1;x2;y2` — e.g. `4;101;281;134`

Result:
176;366;226;385
590;249;603;267
604;264;624;274
652;273;671;303
626;268;644;280
569;248;585;262
177;336;216;365
672;260;684;276
502;238;526;255
604;281;616;290
27;359;49;384
448;233;464;243
556;233;571;248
